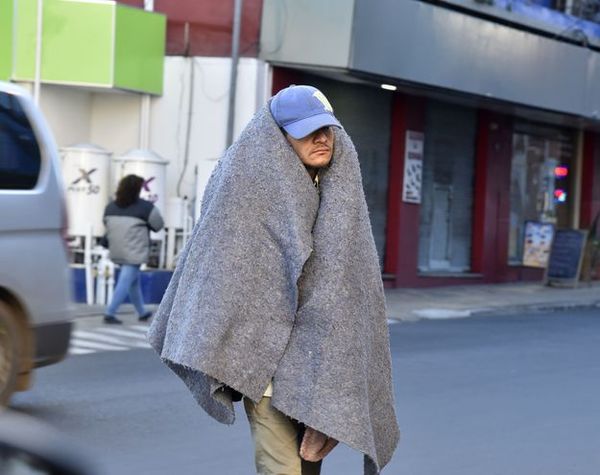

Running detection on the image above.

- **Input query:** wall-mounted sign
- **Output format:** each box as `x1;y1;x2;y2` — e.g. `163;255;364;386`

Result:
522;221;554;268
402;131;424;204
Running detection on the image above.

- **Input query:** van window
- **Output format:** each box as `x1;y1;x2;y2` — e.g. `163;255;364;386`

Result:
0;91;42;190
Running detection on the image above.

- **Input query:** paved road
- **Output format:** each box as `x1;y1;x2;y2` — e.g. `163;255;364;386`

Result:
10;309;600;475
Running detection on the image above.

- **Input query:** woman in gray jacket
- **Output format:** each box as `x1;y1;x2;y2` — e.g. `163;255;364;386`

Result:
103;175;164;324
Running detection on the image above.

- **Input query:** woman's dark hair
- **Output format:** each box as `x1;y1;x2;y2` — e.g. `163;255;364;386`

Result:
115;174;144;207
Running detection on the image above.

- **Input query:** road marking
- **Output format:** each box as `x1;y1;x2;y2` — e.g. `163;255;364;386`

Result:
73;330;150;348
95;327;149;340
70;338;130;351
68;347;96;355
69;326;151;356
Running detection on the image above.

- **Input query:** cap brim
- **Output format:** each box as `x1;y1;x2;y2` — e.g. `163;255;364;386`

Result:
283;113;342;139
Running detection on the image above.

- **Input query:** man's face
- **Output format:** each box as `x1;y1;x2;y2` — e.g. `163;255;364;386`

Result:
286;127;334;169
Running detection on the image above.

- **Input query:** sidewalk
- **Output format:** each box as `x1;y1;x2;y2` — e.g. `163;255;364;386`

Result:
72;281;600;323
385;281;600;321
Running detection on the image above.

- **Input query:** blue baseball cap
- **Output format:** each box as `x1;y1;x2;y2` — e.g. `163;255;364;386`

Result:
270;85;342;139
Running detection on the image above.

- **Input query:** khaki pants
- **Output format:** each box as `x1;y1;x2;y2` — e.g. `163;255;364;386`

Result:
244;397;322;475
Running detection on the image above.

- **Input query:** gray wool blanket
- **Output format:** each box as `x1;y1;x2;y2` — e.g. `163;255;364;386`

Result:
148;105;400;474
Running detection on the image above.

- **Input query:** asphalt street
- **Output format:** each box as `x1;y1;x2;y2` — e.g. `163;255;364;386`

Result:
10;309;600;475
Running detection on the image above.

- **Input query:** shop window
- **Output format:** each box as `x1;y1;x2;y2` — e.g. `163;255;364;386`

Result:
508;123;575;264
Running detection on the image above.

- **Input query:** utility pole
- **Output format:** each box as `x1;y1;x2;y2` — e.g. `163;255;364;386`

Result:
225;0;243;149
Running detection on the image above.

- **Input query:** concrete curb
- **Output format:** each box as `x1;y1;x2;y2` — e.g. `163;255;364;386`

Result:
471;300;600;318
389;300;600;322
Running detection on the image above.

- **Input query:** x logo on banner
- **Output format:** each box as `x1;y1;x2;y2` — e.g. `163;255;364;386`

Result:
71;168;97;185
142;177;155;192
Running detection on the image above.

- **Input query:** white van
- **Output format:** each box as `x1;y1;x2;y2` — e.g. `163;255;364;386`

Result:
0;82;72;405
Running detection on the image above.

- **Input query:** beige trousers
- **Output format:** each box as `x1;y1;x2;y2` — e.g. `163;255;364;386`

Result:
244;397;322;475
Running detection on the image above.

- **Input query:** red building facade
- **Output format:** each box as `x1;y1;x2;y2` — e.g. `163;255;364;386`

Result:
117;0;263;57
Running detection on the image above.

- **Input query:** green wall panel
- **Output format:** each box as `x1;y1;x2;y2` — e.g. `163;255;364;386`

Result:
10;0;165;94
42;0;113;85
0;0;13;81
13;0;36;80
114;5;165;95
14;0;113;84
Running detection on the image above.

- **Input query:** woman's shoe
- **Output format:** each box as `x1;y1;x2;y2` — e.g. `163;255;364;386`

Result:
139;312;152;322
103;315;123;325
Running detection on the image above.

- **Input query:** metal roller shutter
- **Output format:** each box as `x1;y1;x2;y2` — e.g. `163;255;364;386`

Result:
418;101;476;272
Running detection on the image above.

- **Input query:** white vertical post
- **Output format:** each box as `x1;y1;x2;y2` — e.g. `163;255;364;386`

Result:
139;0;154;149
166;226;176;269
84;225;94;305
106;260;115;303
95;257;106;305
139;95;151;149
33;0;43;105
183;215;193;249
159;234;167;269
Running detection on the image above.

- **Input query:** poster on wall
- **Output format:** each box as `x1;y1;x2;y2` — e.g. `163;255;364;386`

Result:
522;221;555;268
402;131;424;204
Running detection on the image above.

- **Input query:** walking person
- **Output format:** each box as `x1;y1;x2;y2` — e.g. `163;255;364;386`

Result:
103;174;164;325
149;85;399;474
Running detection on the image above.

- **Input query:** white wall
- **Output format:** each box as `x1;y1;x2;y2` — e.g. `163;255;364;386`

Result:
36;84;92;147
89;91;140;157
150;57;271;204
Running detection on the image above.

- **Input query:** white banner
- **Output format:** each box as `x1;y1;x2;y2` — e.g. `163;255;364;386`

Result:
402;131;424;204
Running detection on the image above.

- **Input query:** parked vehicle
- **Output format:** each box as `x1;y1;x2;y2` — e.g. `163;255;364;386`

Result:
0;411;96;475
0;81;72;405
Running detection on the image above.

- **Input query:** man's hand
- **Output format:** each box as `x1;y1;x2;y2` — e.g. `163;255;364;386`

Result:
299;427;339;462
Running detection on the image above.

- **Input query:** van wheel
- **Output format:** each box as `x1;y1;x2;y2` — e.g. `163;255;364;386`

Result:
0;303;19;406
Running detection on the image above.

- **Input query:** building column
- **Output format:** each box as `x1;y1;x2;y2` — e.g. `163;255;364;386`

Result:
471;111;513;282
580;131;600;228
384;94;425;287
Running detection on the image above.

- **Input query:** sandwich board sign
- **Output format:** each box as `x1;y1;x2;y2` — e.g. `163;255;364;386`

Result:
545;229;588;287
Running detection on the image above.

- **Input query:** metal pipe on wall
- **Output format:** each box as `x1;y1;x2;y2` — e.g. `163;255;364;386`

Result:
139;0;154;149
225;0;243;149
33;0;43;105
139;95;151;149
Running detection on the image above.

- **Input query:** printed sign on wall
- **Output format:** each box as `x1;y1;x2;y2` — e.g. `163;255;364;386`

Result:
522;221;554;268
402;131;424;204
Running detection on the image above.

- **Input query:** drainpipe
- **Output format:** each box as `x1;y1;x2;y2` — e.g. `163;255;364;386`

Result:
33;0;43;105
225;0;243;149
139;0;154;149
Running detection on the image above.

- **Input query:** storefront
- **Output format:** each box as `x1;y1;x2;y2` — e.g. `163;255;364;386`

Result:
508;122;576;265
263;0;600;287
